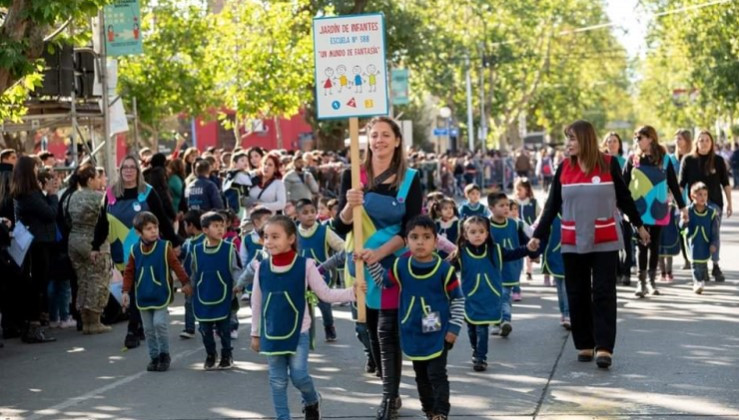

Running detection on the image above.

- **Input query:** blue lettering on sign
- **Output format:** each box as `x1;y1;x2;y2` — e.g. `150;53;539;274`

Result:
331;101;341;110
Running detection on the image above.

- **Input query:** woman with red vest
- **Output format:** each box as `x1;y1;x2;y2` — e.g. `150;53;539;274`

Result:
529;120;649;369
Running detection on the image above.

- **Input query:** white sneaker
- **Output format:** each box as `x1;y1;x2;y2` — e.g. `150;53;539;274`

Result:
693;281;705;294
59;318;77;329
490;325;501;336
48;321;60;329
230;330;239;340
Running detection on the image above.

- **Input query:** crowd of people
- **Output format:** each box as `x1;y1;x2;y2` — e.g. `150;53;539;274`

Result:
0;117;734;420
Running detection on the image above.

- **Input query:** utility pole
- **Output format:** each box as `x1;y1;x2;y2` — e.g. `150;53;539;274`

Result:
465;53;474;152
98;9;113;176
479;51;488;154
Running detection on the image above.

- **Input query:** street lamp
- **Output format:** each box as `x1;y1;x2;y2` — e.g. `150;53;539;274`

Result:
439;107;452;153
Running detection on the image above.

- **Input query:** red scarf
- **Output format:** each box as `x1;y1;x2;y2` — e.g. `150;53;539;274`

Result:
272;250;296;267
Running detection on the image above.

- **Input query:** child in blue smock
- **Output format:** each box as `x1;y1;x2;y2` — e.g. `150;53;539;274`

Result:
180;209;204;339
433;197;460;259
682;182;719;295
534;213;570;330
454;215;534;372
459;184;491;219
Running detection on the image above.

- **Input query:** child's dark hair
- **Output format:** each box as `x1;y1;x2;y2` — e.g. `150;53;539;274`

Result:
487;191;508;207
250;206;272;222
217;209;237;228
405;215;437;238
133;211;159;232
200;211;225;229
265;215;298;251
464;183;481;196
514;177;534;199
509;200;519;211
296;198;315;211
183;210;203;230
431;197;458;221
456;215;498;267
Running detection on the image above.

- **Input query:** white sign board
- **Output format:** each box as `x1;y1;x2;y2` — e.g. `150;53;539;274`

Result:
313;14;389;120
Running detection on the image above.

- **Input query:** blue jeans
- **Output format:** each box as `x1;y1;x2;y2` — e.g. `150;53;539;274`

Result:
199;318;231;357
554;277;569;318
317;300;334;328
512;285;521;294
140;308;170;359
47;279;71;322
501;286;512;322
184;295;195;333
467;323;489;361
692;262;709;283
267;332;319;420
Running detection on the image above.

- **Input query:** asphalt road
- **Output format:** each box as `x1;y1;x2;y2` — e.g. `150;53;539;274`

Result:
1;192;738;420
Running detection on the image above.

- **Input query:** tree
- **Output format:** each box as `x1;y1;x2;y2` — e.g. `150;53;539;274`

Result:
116;0;216;146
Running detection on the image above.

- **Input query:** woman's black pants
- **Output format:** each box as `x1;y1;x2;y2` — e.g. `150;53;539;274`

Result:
366;307;402;400
562;251;619;353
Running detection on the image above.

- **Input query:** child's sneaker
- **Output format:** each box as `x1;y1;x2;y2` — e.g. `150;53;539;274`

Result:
525;272;532;281
230;329;239;340
693;281;705;294
512;292;522;302
325;326;337;342
490;325;501;336
204;353;217;370
712;265;725;282
660;273;667;282
156;353;171;372
560;316;571;330
500;321;512;337
303;394;321;420
665;273;674;283
147;356;160;372
218;353;233;370
48;321;60;329
473;360;487;372
179;330;195;339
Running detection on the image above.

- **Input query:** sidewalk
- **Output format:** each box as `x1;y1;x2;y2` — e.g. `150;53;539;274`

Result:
1;195;738;420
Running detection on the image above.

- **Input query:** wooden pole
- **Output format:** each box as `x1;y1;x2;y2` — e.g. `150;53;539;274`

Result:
349;117;366;322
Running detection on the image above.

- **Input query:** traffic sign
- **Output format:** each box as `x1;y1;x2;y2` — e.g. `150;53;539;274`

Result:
313;14;389;120
433;128;449;136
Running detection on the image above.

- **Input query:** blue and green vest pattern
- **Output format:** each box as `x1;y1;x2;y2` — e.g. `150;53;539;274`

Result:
131;239;172;310
106;184;152;270
258;255;307;355
459;244;503;325
490;218;523;286
192;240;235;322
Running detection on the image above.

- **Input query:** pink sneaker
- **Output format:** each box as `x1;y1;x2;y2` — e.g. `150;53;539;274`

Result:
666;273;674;283
512;292;522;302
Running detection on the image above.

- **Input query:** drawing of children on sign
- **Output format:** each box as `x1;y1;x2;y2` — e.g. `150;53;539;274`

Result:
336;65;348;93
323;67;335;96
366;64;381;93
353;66;364;93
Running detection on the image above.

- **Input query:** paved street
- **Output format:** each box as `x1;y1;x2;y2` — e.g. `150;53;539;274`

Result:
1;193;738;420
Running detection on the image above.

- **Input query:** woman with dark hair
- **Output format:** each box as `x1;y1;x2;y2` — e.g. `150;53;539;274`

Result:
167;158;187;215
334;116;422;418
602;132;626;169
247;152;286;214
12;156;59;343
530;120;648;369
623;125;687;297
182;147;199;178
144;153;176;223
247;146;265;172
92;155;183;349
65;163;112;334
678;130;732;282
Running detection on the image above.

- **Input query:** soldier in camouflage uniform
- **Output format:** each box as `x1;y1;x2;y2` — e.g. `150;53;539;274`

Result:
65;163;112;334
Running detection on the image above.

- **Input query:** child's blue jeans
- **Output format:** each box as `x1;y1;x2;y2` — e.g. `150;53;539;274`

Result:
267;332;319;420
200;318;231;357
554;277;570;318
140;308;170;359
467;323;489;361
502;286;513;322
47;279;71;322
692;262;709;283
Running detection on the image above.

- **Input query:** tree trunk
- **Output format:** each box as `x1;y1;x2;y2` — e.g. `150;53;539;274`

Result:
274;116;283;149
0;0;49;94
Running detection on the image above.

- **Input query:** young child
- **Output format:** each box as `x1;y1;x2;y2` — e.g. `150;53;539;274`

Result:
514;178;539;282
191;211;242;370
317;197;332;222
219;209;243;339
380;215;464;420
250;215;356;420
222;151;252;219
122;212;192;372
239;206;271;279
425;191;445;216
488;192;528;335
458;184;490;219
296;198;346;342
682;183;719;294
659;202;681;282
180;209;204;339
534;213;570;329
454;216;533;372
433;197;460;257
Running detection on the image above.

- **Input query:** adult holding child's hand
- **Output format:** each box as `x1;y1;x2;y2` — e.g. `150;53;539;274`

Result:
532;120;645;370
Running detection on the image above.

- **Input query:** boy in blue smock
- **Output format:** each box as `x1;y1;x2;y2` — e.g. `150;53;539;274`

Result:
381;215;465;420
180;209;204;339
458;184;491;219
237;206;271;300
122;212;192;372
488;192;528;336
191;211;243;370
682;182;719;295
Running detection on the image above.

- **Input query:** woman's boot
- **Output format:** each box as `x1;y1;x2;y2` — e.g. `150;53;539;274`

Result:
647;270;661;295
375;397;395;420
81;309;92;335
634;271;647;298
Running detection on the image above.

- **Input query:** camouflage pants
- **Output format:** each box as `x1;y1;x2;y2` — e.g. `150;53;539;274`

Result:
68;234;111;313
